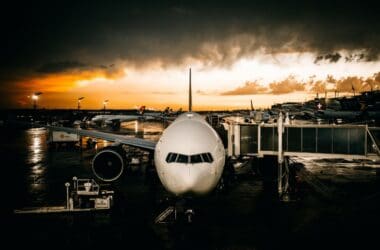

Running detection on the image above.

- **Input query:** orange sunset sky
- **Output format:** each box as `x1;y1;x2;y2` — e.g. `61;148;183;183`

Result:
14;53;380;111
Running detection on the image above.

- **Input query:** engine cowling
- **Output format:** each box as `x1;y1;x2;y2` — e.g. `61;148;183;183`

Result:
92;146;126;182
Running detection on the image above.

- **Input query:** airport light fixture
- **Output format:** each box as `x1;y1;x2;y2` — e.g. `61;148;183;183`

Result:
103;99;109;112
31;92;42;110
77;97;85;110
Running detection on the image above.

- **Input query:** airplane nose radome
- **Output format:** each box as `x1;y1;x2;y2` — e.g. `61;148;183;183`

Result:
178;173;197;194
173;167;213;196
161;167;217;196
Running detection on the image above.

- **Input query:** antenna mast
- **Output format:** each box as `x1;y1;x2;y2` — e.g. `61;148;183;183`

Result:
189;68;192;112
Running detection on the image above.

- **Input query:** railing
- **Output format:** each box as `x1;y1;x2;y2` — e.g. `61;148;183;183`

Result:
75;178;100;195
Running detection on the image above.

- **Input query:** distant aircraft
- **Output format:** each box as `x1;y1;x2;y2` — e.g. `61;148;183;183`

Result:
90;106;180;129
142;106;183;121
49;69;226;220
313;97;362;122
247;100;271;123
315;109;362;121
90;113;141;128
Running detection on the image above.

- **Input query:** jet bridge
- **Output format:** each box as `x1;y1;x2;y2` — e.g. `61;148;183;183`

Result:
226;113;380;196
228;120;379;159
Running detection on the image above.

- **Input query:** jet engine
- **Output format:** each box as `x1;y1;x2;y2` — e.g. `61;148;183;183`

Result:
92;146;126;182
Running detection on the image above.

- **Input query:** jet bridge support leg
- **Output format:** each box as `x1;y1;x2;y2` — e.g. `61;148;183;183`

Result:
278;161;283;196
277;112;285;198
278;157;291;201
276;112;291;200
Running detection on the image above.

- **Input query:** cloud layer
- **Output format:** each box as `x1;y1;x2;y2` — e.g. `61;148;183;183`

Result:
1;1;380;107
2;1;380;75
221;81;268;95
221;72;380;95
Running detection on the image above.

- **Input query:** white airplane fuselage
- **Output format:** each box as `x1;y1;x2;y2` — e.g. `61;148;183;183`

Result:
154;112;225;196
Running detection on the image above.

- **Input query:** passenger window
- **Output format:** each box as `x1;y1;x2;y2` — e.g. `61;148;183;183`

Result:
190;154;202;163
177;154;189;163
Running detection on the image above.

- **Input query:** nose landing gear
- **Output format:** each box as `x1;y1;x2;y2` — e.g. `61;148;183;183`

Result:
185;208;194;223
155;198;195;224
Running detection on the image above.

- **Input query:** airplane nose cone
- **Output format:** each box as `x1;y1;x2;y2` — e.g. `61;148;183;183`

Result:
177;167;197;194
174;165;213;196
164;166;197;196
159;163;218;197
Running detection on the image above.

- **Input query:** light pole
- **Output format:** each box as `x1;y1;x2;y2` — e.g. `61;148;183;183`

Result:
32;95;38;110
31;92;42;110
72;176;78;190
65;182;70;209
77;97;84;110
103;99;109;113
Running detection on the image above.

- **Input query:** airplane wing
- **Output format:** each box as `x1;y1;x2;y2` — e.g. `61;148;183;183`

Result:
47;126;156;151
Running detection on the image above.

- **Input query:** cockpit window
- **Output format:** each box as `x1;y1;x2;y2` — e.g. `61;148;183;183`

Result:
208;153;214;162
166;152;214;164
190;154;202;163
177;154;189;163
201;153;213;163
166;153;178;163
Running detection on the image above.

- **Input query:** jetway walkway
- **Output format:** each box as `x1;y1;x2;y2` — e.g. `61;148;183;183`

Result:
227;115;380;160
225;113;380;196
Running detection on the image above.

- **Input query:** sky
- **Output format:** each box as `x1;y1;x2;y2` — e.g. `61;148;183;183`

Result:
1;0;380;110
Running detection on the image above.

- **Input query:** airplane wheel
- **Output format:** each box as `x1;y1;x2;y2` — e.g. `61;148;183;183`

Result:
185;209;194;223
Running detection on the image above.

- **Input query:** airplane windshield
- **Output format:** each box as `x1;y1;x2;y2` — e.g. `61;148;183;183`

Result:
190;154;202;163
166;153;178;163
177;154;189;163
166;152;214;164
201;153;213;163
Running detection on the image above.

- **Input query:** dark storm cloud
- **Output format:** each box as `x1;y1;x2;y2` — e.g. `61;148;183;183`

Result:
314;53;342;64
345;53;366;62
36;61;89;73
35;61;120;75
1;0;380;83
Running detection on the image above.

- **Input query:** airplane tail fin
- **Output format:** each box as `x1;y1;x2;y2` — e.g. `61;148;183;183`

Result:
189;68;192;112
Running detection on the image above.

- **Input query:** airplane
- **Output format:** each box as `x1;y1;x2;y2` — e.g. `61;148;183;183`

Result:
48;68;226;220
313;94;380;122
239;100;272;123
89;106;146;128
138;106;183;121
90;106;180;129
